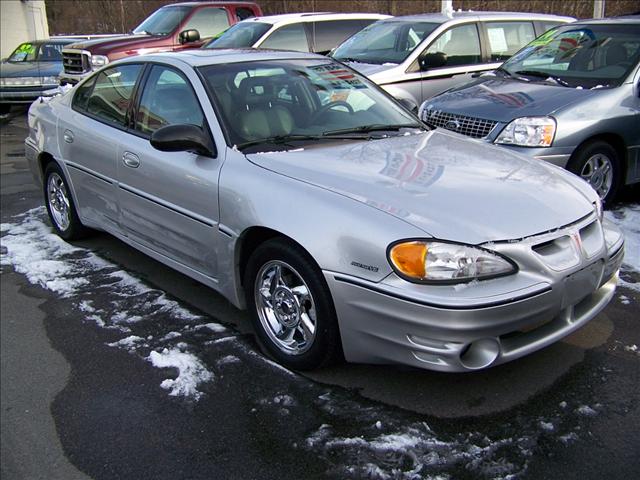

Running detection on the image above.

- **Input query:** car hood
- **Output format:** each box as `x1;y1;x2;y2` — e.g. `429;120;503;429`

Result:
425;77;602;122
246;130;594;245
65;34;158;54
344;61;397;78
0;61;62;77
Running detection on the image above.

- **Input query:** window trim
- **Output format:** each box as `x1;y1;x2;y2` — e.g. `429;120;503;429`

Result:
71;63;145;133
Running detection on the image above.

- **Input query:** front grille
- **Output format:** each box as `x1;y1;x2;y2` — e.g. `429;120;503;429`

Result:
423;110;497;139
63;50;90;74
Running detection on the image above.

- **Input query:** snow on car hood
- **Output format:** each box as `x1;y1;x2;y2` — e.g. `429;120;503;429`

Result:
425;77;602;123
344;61;398;78
247;130;594;245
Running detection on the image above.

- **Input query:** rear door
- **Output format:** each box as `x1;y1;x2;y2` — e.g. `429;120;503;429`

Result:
58;64;143;233
116;63;223;278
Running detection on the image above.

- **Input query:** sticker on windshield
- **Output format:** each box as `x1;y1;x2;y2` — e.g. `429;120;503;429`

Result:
310;64;366;90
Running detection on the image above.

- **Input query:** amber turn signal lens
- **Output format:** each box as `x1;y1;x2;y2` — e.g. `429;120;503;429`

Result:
389;242;427;279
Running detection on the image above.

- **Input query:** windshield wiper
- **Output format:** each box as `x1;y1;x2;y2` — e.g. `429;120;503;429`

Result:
323;123;425;137
236;134;365;151
514;70;570;87
496;66;513;77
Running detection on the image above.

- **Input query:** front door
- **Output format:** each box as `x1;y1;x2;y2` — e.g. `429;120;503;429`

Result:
116;64;222;278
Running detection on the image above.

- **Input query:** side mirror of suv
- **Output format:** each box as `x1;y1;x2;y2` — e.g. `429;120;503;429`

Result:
419;52;447;71
179;29;200;44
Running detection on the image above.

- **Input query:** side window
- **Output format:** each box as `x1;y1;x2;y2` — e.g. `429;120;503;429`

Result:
72;76;96;111
538;21;563;35
424;23;481;67
236;7;255;21
259;23;310;52
86;64;142;127
309;20;375;54
183;7;230;39
486;22;536;62
135;65;204;136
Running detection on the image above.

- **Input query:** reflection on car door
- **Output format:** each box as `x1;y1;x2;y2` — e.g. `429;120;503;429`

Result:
116;64;222;278
59;64;143;233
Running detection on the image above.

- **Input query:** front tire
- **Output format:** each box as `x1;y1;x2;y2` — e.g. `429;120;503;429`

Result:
244;238;342;370
43;162;90;240
567;140;621;204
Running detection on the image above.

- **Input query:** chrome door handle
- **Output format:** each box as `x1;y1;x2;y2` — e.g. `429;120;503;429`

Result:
63;130;74;143
122;152;140;168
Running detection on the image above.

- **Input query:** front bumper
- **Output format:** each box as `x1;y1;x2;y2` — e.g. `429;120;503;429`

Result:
497;144;574;168
0;86;59;104
326;215;624;372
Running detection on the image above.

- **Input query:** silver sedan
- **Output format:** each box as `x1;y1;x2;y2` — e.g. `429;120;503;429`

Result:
25;49;624;372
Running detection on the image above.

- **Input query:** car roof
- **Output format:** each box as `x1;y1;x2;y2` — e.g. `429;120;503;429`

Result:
162;1;259;6
17;38;77;45
133;48;325;67
239;12;390;25
570;15;640;25
380;11;574;24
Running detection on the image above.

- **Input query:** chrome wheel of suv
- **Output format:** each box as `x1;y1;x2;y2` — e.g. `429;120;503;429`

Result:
579;153;613;200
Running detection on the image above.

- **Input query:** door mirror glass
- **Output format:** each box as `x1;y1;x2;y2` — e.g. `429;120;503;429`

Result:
419;52;447;70
150;124;216;157
179;29;200;44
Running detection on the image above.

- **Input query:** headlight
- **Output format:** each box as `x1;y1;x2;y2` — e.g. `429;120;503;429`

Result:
90;55;109;68
388;240;517;283
495;116;556;147
40;76;59;86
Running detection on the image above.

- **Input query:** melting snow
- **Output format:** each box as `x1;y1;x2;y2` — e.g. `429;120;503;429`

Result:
606;204;640;292
148;347;213;400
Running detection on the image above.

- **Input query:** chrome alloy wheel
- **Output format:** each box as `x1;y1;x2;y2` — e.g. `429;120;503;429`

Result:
47;172;71;231
254;260;317;355
579;153;613;199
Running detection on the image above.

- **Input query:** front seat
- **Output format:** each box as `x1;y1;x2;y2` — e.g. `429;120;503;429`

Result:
236;76;294;140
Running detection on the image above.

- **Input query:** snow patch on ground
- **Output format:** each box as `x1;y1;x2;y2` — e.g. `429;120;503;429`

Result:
606;204;640;292
148;347;214;400
1;209;215;399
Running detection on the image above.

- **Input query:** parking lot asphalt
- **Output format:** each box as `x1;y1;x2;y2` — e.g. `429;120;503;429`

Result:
1;109;639;480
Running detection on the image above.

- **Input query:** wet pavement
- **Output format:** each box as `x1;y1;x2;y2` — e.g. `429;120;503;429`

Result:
2;110;639;480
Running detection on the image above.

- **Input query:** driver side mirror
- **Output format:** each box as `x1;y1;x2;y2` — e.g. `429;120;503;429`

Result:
150;124;216;158
419;52;447;71
179;29;200;44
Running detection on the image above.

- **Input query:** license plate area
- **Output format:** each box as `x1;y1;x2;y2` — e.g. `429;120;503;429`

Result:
562;260;604;309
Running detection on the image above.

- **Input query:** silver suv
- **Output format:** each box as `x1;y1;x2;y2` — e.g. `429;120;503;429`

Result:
332;12;573;110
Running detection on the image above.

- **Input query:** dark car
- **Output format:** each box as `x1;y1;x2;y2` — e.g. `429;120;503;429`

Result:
420;17;640;203
0;38;77;117
59;1;262;85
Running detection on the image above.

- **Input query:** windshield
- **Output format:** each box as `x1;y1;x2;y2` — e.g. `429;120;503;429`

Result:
332;21;440;65
501;24;640;89
204;22;272;48
7;42;66;62
198;59;422;151
133;5;190;35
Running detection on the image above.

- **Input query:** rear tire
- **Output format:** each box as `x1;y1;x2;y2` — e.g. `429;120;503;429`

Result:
567;140;621;205
43;162;91;240
244;238;343;370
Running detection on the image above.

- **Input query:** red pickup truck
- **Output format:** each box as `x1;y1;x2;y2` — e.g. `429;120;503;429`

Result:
60;1;262;85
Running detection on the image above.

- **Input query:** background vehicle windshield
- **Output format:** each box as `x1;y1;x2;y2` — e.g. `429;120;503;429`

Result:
133;6;190;35
6;42;65;62
332;21;440;64
205;22;272;48
198;59;421;149
502;24;640;88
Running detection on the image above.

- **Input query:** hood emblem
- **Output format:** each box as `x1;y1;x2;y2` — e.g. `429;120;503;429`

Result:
444;118;461;131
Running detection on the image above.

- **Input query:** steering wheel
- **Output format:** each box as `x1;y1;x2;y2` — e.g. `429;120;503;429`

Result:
310;101;354;123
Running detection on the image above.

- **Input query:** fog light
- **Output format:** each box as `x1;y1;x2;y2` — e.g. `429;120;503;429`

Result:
459;338;500;369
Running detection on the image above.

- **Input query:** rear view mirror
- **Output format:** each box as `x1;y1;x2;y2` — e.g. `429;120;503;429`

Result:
150;124;216;157
419;52;447;70
179;29;200;44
